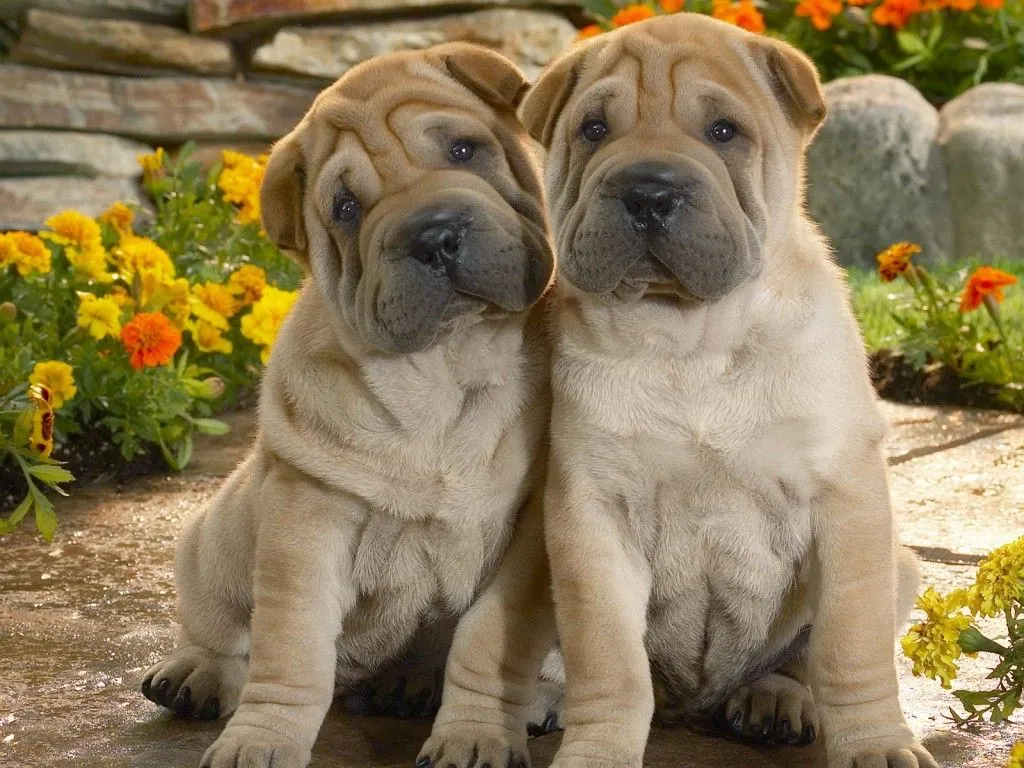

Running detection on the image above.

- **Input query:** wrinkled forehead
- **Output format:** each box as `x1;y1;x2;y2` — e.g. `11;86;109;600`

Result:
574;21;771;128
297;58;502;194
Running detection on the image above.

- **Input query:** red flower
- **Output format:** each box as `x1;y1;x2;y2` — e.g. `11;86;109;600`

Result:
959;267;1018;312
120;312;182;370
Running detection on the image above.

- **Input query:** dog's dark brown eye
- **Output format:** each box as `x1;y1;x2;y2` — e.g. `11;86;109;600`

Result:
581;119;608;143
333;191;360;225
449;139;476;163
709;119;737;143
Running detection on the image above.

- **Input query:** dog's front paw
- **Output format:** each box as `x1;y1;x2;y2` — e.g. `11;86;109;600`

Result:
547;740;641;768
831;743;937;768
201;726;311;768
141;646;246;719
724;672;818;746
418;725;529;768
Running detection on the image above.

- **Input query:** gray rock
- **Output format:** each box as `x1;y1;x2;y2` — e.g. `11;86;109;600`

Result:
0;0;188;25
806;75;953;269
191;0;569;36
938;83;1024;262
251;9;576;83
0;130;153;178
0;64;316;143
0;176;141;231
8;9;235;77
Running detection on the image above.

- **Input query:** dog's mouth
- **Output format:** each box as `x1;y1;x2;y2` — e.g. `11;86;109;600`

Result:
611;253;701;303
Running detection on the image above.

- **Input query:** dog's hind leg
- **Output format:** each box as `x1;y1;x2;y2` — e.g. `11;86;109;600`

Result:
140;459;258;720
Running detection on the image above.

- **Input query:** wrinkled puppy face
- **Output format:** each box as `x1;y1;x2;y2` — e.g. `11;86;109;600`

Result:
261;44;554;354
522;14;825;303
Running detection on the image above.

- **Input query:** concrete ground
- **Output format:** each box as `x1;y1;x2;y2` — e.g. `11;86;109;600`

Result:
0;403;1021;768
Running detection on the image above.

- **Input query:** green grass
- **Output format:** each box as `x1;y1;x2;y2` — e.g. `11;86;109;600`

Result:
847;260;1024;353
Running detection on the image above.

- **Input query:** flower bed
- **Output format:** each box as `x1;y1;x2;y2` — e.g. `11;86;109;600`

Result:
0;147;299;538
852;246;1023;412
578;0;1023;104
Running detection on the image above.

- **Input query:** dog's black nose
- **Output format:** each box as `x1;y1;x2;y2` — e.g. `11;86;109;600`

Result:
622;181;681;231
411;219;462;267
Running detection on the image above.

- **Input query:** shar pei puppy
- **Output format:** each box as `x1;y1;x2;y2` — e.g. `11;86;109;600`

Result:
139;43;557;768
419;14;936;768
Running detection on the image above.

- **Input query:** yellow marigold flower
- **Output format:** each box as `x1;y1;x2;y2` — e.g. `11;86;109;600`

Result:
108;284;134;309
241;286;299;363
76;293;122;340
188;318;233;355
29;391;55;458
1008;742;1024;768
611;4;657;27
218;150;267;226
0;233;15;269
41;210;102;253
877;241;921;282
968;535;1024;618
98;202;135;236
140;273;190;327
193;282;239;320
901;587;972;689
227;264;267;305
4;231;52;276
138;147;166;179
66;242;112;283
115;235;175;281
29;361;76;410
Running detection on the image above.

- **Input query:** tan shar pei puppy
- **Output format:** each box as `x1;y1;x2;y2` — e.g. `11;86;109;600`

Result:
419;14;936;768
139;43;560;768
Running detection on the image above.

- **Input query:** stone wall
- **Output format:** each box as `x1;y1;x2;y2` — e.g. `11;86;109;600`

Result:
807;76;1024;268
0;0;578;230
1;4;1021;266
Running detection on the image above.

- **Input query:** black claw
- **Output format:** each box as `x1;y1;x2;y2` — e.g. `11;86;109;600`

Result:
776;719;793;743
728;709;744;734
415;757;433;768
140;674;154;697
197;696;220;720
172;685;194;716
515;759;527;768
798;724;816;746
760;716;774;739
542;713;558;732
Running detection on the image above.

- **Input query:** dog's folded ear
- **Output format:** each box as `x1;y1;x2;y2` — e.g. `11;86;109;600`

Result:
260;129;308;266
520;44;591;149
749;38;826;137
433;43;530;112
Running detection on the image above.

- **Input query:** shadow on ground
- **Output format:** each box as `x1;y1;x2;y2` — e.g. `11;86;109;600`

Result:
1;406;1020;767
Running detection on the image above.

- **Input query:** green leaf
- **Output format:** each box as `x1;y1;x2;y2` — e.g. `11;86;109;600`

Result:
26;463;76;488
2;494;33;530
175;435;193;470
927;22;943;50
893;53;928;72
29;485;57;542
897;31;927;55
188;417;229;436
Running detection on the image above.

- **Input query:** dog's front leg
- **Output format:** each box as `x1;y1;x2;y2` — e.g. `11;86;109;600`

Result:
545;464;654;768
418;494;557;768
201;470;357;768
810;446;937;768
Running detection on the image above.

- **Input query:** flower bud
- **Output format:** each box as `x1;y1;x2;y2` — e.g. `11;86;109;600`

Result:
0;301;16;323
200;376;226;400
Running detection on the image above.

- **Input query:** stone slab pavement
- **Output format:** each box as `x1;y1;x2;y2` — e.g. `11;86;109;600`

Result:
1;403;1021;768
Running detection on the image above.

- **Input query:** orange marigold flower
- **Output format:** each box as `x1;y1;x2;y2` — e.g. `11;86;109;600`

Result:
611;4;657;27
959;267;1018;312
877;242;921;282
845;0;872;5
871;0;923;28
796;0;843;29
945;0;976;9
661;0;685;12
576;23;604;41
120;312;182;370
712;0;766;33
978;0;1002;8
